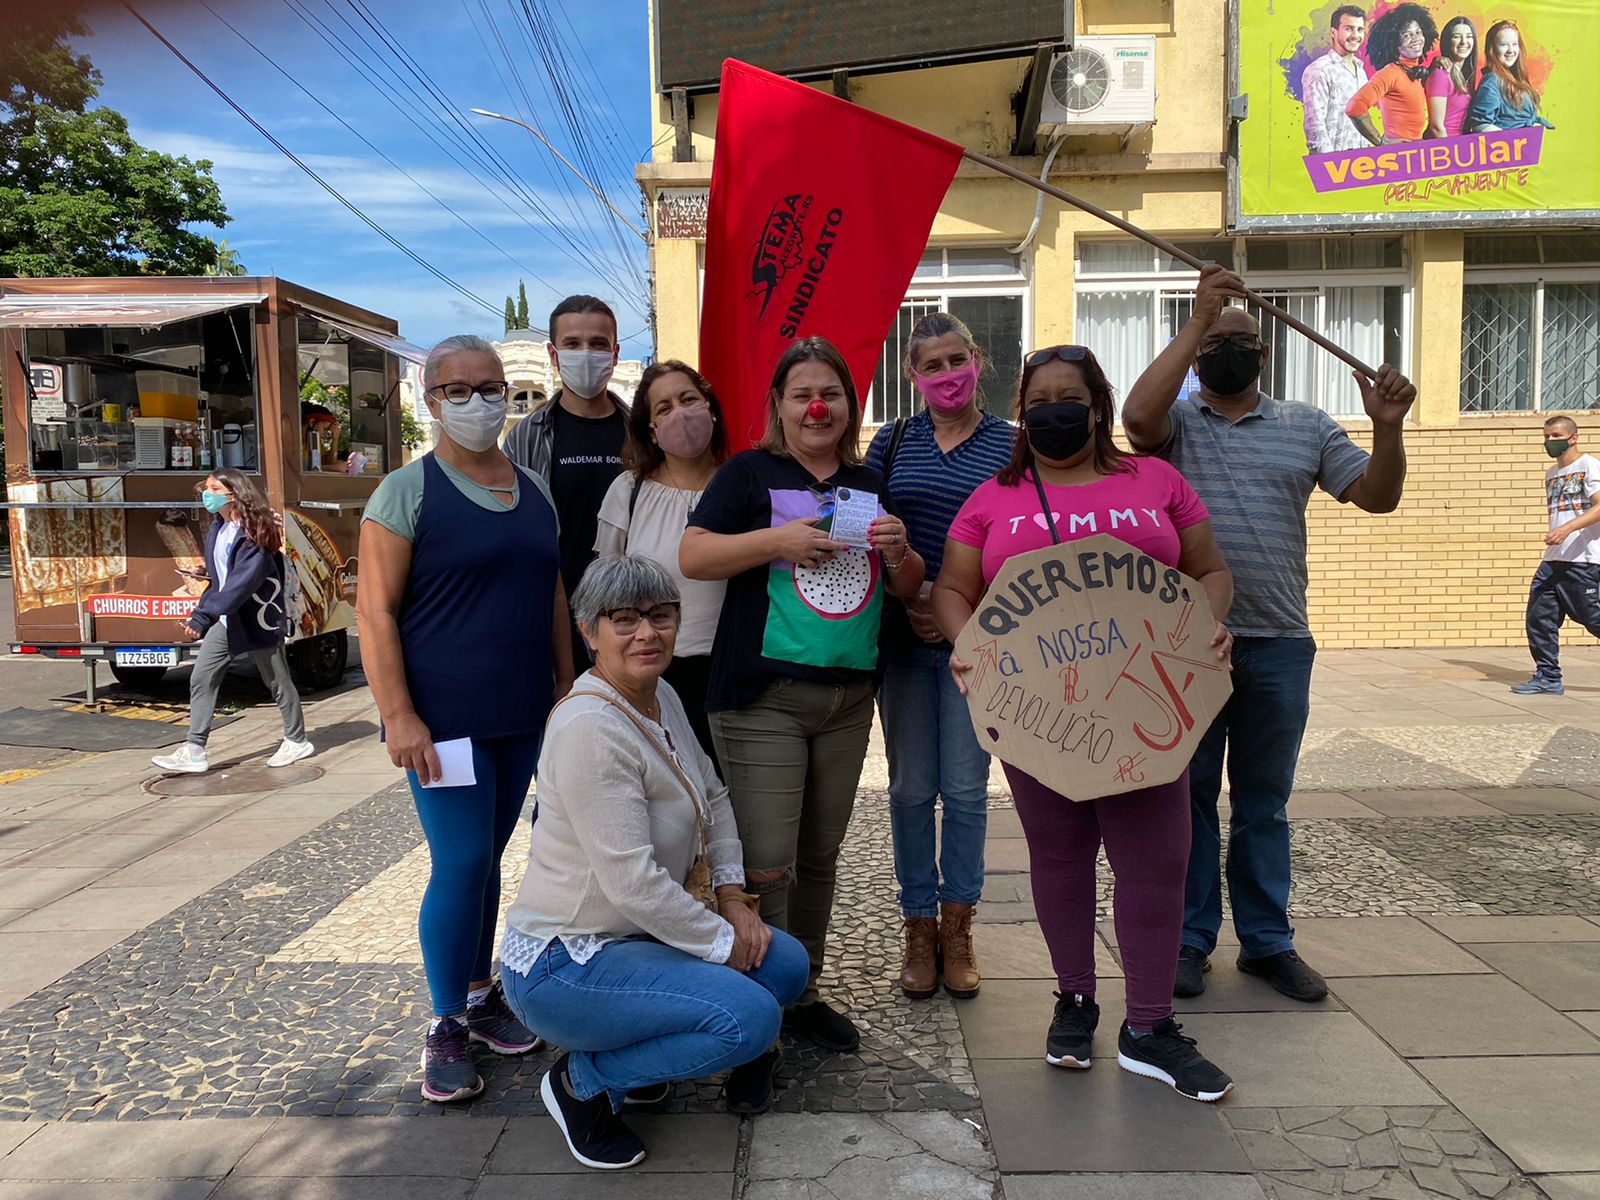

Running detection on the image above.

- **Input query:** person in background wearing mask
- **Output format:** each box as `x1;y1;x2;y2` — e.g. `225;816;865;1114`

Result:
595;361;731;765
358;335;574;1105
1122;266;1417;1005
504;294;630;676
152;467;313;775
1510;416;1600;696
931;344;1235;1100
864;312;1014;1002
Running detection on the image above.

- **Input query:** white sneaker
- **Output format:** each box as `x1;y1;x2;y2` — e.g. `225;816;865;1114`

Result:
152;744;209;774
267;738;315;768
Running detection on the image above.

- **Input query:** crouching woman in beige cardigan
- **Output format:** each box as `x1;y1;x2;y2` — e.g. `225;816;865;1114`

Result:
499;554;808;1171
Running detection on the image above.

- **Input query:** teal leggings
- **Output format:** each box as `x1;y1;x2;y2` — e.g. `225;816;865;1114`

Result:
407;735;540;1016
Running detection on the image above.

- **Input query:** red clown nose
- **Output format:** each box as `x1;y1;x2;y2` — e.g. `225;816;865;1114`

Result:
806;400;830;421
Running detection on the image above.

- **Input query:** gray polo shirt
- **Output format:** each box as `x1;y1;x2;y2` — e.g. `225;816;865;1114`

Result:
1160;393;1369;638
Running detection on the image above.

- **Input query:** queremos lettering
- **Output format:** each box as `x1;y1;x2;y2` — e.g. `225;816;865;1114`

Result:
978;548;1183;636
777;207;843;339
983;677;1114;765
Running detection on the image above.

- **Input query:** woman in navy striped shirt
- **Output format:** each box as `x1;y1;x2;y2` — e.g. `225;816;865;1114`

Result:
866;312;1015;1001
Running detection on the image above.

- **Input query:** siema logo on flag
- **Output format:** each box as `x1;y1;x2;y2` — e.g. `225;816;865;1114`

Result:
748;193;810;317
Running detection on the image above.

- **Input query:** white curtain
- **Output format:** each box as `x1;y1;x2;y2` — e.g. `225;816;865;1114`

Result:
1079;241;1155;274
1077;290;1153;412
1321;287;1388;417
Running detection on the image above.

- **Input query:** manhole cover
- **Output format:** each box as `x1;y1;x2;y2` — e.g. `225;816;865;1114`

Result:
145;763;324;796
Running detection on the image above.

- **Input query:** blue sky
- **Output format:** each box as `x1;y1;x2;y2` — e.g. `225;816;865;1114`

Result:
75;0;655;357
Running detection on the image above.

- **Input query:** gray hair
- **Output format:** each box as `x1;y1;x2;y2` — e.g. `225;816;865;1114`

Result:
903;310;979;377
571;554;681;633
423;334;501;390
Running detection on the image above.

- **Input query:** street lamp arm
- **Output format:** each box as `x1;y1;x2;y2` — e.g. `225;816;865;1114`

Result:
471;108;648;241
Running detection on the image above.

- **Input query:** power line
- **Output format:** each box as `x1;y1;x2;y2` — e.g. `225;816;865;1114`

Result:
277;0;645;308
192;0;565;321
333;0;648;305
121;0;505;321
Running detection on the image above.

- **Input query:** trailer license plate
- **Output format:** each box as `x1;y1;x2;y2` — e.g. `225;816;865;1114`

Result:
115;648;178;667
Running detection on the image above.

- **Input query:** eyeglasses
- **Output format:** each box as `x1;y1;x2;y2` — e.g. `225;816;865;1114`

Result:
1025;345;1091;369
599;603;681;635
1198;333;1264;354
427;381;510;404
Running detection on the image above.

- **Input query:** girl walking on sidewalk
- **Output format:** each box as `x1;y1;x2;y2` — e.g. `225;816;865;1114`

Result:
153;468;314;775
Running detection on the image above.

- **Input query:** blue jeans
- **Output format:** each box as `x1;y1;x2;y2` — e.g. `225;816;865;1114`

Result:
1182;636;1315;960
503;931;810;1110
877;643;991;916
408;734;540;1016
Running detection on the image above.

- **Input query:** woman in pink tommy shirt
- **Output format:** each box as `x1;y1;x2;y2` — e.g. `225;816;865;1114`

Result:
931;345;1237;1102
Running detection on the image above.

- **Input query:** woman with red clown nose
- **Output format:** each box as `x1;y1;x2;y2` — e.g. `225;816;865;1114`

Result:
681;336;924;1104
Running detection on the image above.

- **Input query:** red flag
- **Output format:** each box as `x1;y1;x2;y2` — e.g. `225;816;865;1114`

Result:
699;60;963;450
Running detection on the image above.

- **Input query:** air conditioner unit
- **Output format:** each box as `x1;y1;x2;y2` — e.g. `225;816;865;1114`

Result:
1038;36;1157;134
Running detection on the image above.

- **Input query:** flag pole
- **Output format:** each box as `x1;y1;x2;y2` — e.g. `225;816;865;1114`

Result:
961;148;1378;381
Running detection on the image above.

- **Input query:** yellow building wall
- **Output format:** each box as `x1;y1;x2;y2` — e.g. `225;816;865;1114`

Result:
640;0;1581;652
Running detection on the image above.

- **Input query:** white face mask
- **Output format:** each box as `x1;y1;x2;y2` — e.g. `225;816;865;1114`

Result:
556;348;615;399
437;393;506;452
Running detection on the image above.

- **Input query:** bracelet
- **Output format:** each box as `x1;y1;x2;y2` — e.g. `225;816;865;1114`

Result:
885;553;906;572
716;890;762;912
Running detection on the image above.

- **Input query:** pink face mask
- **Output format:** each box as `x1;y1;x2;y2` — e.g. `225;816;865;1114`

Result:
911;360;980;414
653;403;715;458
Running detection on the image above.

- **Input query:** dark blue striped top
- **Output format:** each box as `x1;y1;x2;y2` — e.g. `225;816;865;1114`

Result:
865;410;1016;581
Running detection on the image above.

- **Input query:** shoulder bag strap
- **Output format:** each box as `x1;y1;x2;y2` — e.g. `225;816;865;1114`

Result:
882;417;909;483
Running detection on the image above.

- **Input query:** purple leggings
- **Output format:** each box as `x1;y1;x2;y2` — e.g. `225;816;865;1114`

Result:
1005;764;1191;1031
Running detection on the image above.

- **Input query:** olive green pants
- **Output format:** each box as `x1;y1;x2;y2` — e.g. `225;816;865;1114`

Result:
710;677;874;1005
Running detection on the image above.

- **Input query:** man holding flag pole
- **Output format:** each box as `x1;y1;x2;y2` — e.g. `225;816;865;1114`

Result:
1122;268;1417;1004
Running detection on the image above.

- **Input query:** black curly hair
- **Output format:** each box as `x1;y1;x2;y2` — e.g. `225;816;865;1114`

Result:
1366;3;1438;69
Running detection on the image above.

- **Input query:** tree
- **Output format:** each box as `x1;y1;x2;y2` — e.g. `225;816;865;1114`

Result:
516;280;529;331
503;295;516;334
0;10;229;276
205;240;247;277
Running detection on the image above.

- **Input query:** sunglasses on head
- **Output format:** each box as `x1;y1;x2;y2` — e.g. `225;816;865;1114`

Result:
1024;345;1092;369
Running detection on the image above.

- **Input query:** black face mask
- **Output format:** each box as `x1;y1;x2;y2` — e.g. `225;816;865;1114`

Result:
1025;402;1093;461
1196;342;1263;396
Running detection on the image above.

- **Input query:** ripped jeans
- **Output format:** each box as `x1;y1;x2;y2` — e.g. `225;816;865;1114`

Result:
709;677;875;1006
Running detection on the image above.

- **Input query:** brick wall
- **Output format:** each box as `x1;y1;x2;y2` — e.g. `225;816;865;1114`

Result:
1305;414;1567;649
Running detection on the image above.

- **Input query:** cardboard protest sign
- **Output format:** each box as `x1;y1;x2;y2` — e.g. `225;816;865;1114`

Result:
951;534;1231;801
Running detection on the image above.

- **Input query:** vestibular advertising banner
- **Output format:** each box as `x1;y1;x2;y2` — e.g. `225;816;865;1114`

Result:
1233;0;1598;228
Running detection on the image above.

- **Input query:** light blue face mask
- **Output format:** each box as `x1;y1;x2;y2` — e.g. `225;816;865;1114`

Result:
201;490;232;515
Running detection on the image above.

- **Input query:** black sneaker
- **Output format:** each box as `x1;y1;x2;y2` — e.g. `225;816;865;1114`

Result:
1117;1019;1234;1102
1045;992;1100;1069
724;1046;782;1114
539;1053;647;1170
1236;949;1329;1002
623;1082;671;1107
782;1000;860;1052
1174;946;1211;998
420;1018;483;1104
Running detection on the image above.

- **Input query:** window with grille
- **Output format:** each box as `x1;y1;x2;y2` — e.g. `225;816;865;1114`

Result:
1074;236;1405;418
868;248;1026;426
1460;279;1600;414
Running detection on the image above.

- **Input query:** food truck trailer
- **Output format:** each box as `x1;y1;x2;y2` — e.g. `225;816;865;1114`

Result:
1;276;425;701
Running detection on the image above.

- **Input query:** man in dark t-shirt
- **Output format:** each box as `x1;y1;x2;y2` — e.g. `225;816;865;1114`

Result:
502;294;628;676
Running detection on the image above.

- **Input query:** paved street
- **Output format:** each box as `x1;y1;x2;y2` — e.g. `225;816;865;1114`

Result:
0;645;1597;1198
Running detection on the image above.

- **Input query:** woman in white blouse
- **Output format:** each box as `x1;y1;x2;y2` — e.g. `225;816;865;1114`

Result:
500;555;807;1170
594;361;729;765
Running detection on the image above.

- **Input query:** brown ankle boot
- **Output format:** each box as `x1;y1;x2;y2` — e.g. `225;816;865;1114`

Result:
939;902;980;998
900;916;940;999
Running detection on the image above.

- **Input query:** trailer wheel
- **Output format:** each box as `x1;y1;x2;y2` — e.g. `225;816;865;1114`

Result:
108;664;170;690
286;630;349;693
